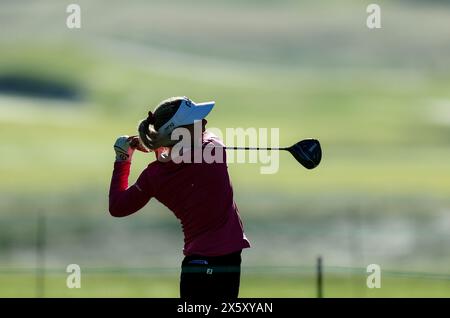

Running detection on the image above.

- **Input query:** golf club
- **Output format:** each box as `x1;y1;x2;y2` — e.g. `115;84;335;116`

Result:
225;139;322;169
132;135;322;169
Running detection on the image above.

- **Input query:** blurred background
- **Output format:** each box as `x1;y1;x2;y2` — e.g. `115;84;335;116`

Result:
0;0;449;297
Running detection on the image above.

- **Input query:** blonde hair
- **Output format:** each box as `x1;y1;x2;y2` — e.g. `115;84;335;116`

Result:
138;97;184;150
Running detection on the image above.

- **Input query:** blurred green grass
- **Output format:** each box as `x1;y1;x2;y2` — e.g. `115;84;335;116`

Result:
1;46;450;198
1;272;449;298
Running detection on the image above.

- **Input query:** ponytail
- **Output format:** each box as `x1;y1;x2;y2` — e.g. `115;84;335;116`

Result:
137;97;183;150
138;111;160;150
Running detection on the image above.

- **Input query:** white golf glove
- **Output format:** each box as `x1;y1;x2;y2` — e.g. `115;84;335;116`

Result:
114;136;135;162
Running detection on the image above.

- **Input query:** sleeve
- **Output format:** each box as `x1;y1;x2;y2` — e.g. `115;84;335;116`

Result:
108;161;154;217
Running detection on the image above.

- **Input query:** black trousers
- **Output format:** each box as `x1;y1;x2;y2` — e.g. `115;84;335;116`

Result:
180;250;242;299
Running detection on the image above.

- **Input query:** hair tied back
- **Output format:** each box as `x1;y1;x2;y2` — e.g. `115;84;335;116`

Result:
147;111;155;125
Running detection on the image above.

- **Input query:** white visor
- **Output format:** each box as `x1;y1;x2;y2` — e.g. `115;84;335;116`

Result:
158;98;215;135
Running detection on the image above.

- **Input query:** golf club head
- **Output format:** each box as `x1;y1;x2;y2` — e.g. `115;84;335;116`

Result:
287;139;322;169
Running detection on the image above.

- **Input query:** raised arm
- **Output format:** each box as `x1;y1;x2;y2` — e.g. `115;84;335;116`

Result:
109;136;152;217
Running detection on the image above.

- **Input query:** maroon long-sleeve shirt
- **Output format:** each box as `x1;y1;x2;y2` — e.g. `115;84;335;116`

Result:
109;132;250;256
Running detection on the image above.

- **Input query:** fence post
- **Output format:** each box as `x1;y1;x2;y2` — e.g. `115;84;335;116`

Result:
36;211;46;298
317;256;323;298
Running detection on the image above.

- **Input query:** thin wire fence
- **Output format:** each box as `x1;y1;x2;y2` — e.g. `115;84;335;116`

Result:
1;213;449;297
1;265;449;280
1;263;449;298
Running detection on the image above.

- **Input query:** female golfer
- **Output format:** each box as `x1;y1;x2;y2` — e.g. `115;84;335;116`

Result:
109;96;250;299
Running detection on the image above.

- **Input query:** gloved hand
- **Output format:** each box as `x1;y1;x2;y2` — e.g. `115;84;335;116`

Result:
113;136;135;162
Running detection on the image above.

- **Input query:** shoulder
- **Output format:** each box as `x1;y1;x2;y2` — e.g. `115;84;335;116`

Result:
133;159;162;195
140;159;164;178
147;159;164;170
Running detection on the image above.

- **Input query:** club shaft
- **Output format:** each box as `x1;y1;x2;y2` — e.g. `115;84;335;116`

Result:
224;147;287;151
